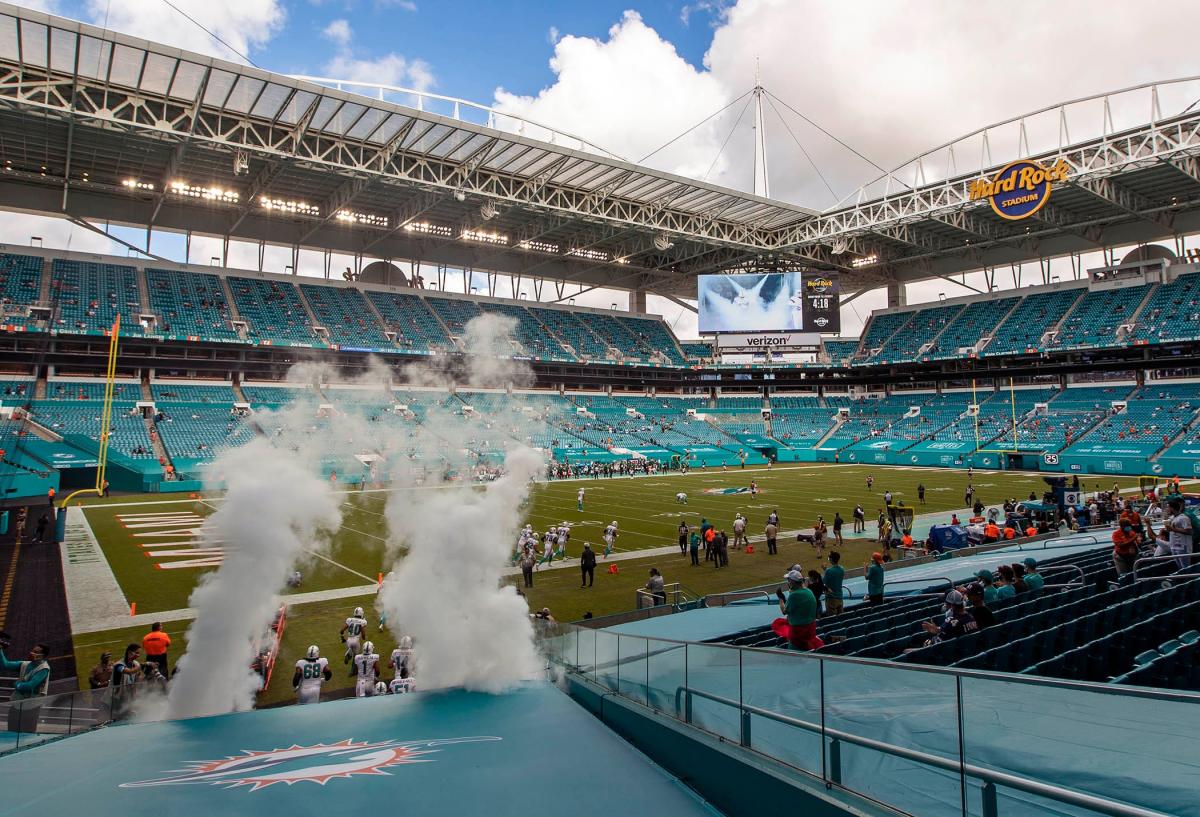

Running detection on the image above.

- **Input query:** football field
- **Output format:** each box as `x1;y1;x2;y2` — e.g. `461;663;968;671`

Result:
69;464;1138;705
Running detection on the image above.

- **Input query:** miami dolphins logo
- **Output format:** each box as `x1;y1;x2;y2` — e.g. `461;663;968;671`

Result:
120;737;500;791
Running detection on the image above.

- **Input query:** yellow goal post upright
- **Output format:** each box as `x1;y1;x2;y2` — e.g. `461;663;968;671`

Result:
972;377;1026;455
59;314;121;509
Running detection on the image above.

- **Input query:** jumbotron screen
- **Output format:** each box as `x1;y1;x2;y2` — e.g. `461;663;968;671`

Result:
697;272;840;334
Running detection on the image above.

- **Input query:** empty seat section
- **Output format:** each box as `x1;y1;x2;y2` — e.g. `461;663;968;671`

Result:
365;291;453;352
299;284;391;349
0;253;45;327
45;380;141;401
616;315;686;365
927;296;1020;360
1048;284;1153;350
151;383;238;403
821;339;859;365
145;268;238;341
29;400;155;458
680;341;712;361
477;303;573;361
587;313;650;362
529;307;613;360
426;297;482;338
870;303;964;364
154;405;257;460
854;311;912;363
981;288;1082;356
228;277;317;345
1130;272;1200;345
50;259;144;335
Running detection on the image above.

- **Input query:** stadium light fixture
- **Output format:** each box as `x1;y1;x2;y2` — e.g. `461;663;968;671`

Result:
122;178;154;191
462;229;508;246
851;254;879;268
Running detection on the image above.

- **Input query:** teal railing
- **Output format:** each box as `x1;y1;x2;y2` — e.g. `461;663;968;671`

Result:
541;624;1199;817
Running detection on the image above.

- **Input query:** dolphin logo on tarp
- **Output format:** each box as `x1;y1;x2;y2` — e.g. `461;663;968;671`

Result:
121;737;501;791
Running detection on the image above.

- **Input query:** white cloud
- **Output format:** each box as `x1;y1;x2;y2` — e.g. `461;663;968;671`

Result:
84;0;286;63
383;0;418;10
321;19;352;48
546;26;559;45
318;16;433;92
491;0;1200;335
494;11;730;177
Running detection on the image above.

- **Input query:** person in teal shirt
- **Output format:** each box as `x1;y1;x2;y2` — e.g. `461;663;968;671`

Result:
1022;558;1045;593
866;552;886;604
975;569;999;604
0;643;50;700
777;570;820;649
689;532;701;566
994;564;1017;600
823;551;846;616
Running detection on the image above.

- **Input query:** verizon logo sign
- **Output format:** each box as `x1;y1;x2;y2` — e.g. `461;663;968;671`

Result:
716;332;820;351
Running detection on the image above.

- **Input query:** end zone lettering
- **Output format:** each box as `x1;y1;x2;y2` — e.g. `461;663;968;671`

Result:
968;158;1069;220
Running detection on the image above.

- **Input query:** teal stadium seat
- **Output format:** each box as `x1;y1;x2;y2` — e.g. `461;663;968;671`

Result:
0;253;45;330
981;288;1083;356
299;283;391;349
228;277;317;346
145;268;238;341
1048;283;1153;351
50;259;144;336
364;291;454;353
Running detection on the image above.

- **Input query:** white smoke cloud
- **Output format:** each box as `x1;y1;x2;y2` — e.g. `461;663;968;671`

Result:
378;313;548;692
166;437;341;719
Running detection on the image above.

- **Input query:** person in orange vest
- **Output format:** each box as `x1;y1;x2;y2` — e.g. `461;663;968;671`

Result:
1003;525;1016;540
900;531;914;549
47;487;55;506
983;521;1001;543
142;622;172;677
1024;524;1037;537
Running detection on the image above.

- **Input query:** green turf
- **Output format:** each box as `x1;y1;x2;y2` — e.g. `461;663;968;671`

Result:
77;465;1137;614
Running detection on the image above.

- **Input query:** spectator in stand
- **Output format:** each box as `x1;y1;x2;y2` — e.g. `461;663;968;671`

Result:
1158;498;1194;569
776;570;822;650
112;644;142;687
1112;518;1143;575
88;651;113;689
1022;558;1045;593
964;583;995;628
806;569;826;616
1119;505;1145;538
142;622;171;677
921;590;978;645
974;570;999;604
823;552;845;616
866;552;886;605
995;564;1017;600
1010;563;1029;594
0;639;51;700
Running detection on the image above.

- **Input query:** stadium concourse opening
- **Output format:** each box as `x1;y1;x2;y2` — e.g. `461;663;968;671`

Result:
3;4;1200;817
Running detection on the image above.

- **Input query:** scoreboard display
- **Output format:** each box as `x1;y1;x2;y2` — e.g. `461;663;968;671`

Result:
697;271;840;335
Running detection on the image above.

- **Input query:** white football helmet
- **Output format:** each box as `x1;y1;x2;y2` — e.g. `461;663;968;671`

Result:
362;641;375;655
306;645;320;660
399;636;413;649
611;520;618;527
374;681;388;695
353;606;364;618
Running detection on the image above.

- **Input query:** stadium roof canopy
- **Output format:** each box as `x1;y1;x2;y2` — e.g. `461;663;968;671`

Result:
1;2;1200;301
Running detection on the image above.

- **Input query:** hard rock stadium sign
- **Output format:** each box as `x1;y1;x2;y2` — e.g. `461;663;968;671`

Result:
968;158;1070;220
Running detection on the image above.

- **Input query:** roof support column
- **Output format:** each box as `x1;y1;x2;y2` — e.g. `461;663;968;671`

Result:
886;282;906;309
628;288;647;314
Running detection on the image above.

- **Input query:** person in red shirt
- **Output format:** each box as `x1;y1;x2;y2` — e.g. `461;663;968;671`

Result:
1112;521;1142;575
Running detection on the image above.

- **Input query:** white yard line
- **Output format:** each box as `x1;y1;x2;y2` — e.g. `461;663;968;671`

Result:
60;507;133;629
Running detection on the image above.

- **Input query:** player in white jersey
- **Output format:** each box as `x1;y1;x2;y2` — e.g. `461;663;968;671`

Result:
390;667;417;694
577;487;585;511
292;645;332;705
340;606;368;664
541;527;555;565
555;522;570;559
603;521;619;557
390;635;417;679
352;641;380;697
676;492;688;504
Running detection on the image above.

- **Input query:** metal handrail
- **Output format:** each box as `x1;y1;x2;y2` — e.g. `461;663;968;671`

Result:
1040;563;1086;587
882;575;954;594
1133;554;1195;578
671;684;1172;817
